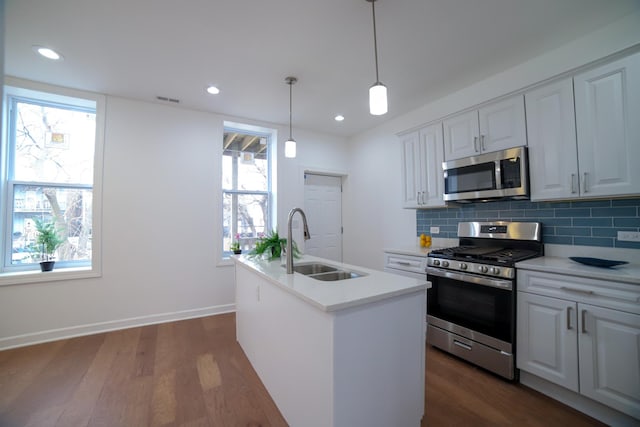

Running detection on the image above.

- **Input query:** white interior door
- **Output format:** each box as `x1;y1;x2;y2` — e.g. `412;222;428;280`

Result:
304;173;343;262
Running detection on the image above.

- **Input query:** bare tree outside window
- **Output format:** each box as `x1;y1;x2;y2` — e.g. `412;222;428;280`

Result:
222;131;271;256
8;99;95;266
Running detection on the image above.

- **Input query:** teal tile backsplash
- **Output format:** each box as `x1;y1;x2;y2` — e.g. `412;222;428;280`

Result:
416;198;640;249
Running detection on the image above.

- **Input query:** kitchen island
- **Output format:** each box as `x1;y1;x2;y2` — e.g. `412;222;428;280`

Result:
233;254;430;427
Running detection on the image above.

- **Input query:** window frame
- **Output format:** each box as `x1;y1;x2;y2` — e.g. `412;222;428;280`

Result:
221;122;275;261
0;78;105;285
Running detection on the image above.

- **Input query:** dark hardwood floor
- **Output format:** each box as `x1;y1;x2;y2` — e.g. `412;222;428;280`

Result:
0;313;605;427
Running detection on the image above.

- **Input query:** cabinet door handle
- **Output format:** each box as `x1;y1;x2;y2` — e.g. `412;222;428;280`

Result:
422;191;427;204
583;172;589;193
571;174;577;194
561;286;594;296
567;306;572;330
473;136;479;153
397;261;411;266
581;309;588;334
417;191;421;205
480;134;486;151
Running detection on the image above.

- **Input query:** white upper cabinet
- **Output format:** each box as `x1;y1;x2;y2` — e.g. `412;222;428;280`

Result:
479;96;527;154
527;51;640;201
443;95;526;161
574;51;640;198
400;123;446;209
442;110;479;160
526;78;579;200
401;131;421;208
419;124;446;207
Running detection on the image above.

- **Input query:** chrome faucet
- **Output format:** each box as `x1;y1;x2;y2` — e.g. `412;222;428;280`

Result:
286;207;311;274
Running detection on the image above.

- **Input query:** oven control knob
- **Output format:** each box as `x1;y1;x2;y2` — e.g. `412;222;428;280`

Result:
479;266;489;273
459;263;468;270
433;259;440;266
491;267;500;275
442;261;449;267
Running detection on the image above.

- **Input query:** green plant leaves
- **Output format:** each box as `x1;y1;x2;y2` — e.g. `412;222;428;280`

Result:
248;229;300;259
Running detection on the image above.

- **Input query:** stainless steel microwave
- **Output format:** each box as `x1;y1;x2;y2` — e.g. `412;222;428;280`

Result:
442;146;529;202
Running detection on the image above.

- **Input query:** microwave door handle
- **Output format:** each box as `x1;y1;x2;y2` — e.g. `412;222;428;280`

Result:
494;160;502;190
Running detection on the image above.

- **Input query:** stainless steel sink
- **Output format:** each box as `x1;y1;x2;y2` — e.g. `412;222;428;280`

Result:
292;262;338;275
307;271;365;281
283;262;366;281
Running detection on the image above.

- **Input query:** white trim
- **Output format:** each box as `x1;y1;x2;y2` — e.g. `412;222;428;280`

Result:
219;122;277;263
0;266;99;286
520;371;639;426
0;303;236;350
1;77;105;282
303;167;348;178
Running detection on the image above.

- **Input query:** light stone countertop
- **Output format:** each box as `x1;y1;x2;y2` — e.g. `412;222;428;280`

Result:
233;254;430;312
516;256;640;285
384;238;458;257
383;246;432;257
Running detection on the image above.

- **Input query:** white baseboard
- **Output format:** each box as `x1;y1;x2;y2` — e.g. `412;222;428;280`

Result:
0;303;236;351
520;371;640;426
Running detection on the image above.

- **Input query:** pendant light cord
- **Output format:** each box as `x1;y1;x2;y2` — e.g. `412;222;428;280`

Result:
285;76;297;140
289;81;293;140
371;0;380;83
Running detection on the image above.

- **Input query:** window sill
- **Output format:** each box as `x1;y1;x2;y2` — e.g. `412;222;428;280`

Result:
0;266;100;287
218;258;235;267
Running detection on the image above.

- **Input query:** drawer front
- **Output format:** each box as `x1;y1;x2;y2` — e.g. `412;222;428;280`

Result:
384;253;427;275
518;270;640;314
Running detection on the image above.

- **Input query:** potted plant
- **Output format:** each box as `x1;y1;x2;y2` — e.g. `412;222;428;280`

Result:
34;218;64;272
230;237;242;255
249;229;300;260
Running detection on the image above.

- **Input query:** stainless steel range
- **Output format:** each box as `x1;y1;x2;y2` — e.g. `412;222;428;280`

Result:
426;221;543;380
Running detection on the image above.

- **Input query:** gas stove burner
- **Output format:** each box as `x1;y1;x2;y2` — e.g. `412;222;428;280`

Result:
481;248;539;263
426;221;543;279
428;246;532;264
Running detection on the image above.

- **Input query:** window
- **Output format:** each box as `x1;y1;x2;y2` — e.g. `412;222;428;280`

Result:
222;125;273;258
1;81;103;279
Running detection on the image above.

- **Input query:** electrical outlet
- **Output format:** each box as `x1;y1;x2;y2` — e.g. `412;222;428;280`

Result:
617;231;640;242
430;226;440;234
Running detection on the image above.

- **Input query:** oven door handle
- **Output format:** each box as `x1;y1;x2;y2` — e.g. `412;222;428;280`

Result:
426;267;513;291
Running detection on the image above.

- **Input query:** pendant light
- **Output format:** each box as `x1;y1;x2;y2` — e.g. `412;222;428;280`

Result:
366;0;387;115
284;76;298;158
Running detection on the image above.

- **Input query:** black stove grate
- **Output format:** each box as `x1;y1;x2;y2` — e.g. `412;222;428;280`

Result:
428;246;540;266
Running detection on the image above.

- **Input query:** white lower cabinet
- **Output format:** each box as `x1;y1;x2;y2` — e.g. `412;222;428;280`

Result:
517;270;640;421
235;262;426;427
383;251;428;279
579;304;640;417
517;292;580;390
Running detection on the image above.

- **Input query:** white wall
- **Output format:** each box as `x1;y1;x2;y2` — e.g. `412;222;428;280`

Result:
0;95;348;349
343;10;640;271
276;128;349;247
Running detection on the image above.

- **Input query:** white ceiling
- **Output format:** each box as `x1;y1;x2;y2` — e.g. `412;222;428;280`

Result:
5;0;639;137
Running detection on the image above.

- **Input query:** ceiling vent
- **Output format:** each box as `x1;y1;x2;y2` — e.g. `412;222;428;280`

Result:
156;96;180;103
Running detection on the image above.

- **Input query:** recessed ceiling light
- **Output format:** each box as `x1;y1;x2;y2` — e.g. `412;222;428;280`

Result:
33;45;63;60
335;115;345;122
206;85;220;95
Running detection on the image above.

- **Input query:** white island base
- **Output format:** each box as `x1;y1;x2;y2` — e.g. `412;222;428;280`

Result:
234;256;428;427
